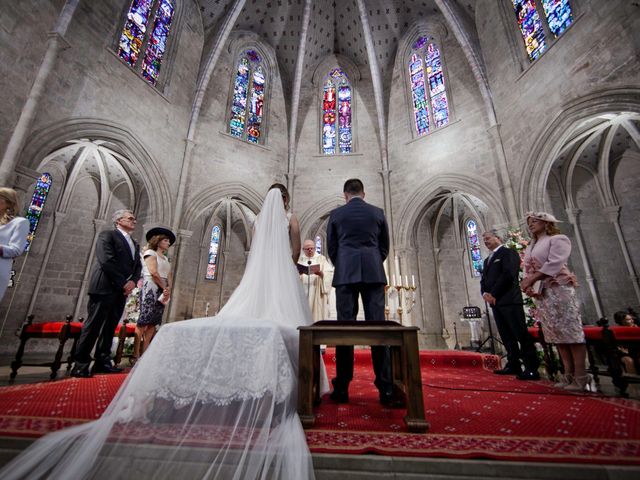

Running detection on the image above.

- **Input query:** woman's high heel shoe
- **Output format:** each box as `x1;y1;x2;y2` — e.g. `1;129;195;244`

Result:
553;373;573;388
564;374;596;392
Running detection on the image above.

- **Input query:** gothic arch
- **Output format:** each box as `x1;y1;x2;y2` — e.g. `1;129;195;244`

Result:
297;194;343;242
18;118;173;224
395;173;509;248
520;87;640;212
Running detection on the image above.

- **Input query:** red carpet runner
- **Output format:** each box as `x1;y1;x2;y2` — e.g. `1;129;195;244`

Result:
0;349;638;465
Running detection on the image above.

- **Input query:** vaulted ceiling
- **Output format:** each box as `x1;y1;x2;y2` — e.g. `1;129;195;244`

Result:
196;0;477;82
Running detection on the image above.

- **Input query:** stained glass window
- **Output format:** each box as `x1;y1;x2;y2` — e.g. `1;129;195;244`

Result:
315;235;322;255
322;68;352;154
229;51;266;144
205;225;221;280
512;0;547;61
465;219;482;277
25;173;52;251
540;0;573;37
409;37;449;136
117;0;175;86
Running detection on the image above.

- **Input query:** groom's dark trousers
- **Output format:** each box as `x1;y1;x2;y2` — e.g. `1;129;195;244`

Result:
327;196;392;397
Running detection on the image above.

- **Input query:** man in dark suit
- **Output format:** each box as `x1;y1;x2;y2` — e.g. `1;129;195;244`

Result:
70;209;142;378
327;179;397;405
480;229;539;380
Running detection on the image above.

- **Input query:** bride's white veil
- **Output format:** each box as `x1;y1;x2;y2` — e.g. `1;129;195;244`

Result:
0;188;326;480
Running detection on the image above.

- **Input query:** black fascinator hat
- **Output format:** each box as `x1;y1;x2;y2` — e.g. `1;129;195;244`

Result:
145;227;176;245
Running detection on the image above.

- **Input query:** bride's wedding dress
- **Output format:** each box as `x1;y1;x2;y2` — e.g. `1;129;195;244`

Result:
1;189;328;480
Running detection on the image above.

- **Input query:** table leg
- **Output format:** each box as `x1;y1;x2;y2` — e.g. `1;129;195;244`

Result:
402;331;429;433
297;331;315;428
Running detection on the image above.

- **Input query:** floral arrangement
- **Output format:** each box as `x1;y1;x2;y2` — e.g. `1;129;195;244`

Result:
504;227;539;327
125;286;141;323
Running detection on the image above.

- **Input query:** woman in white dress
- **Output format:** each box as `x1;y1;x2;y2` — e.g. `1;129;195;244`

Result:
0;187;327;480
0;188;29;302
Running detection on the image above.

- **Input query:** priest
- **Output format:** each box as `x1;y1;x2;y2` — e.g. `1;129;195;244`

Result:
298;239;333;321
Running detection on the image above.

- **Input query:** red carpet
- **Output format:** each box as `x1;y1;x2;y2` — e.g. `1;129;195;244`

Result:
0;349;639;465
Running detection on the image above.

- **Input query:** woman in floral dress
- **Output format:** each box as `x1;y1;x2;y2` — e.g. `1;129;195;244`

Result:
521;212;592;392
133;227;175;361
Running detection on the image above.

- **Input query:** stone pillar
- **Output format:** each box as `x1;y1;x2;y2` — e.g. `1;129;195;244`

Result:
26;211;68;317
566;208;603;318
73;218;106;320
167;229;193;322
604;205;640;303
0;0;80;185
487;124;519;225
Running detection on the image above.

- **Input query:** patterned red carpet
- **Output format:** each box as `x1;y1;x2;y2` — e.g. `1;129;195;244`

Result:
0;349;638;465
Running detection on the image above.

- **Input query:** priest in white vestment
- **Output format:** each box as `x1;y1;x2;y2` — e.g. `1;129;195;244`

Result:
298;239;333;321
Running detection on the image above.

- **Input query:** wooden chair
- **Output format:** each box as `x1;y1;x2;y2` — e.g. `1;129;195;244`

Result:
10;315;83;380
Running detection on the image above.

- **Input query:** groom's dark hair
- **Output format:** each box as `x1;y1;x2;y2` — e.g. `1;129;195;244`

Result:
343;178;364;195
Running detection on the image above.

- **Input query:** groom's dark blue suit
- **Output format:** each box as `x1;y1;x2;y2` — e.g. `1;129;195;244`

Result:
327;196;393;400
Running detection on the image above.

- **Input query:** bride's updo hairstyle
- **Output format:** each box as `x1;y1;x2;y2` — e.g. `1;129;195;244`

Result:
269;182;290;210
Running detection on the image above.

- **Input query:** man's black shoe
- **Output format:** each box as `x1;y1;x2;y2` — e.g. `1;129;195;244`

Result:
70;368;93;378
91;364;124;374
329;390;349;403
379;391;406;408
516;370;541;381
493;367;521;375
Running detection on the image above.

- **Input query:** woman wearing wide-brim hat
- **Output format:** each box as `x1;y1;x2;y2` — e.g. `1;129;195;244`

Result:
521;211;592;392
133;226;176;362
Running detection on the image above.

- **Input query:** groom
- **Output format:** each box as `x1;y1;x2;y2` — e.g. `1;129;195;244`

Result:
327;179;397;406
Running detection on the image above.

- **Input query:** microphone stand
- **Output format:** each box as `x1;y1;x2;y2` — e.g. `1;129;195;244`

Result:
307;260;312;300
476;300;503;355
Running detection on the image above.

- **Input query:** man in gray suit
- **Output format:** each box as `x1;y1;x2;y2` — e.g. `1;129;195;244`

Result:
70;209;142;378
327;179;398;406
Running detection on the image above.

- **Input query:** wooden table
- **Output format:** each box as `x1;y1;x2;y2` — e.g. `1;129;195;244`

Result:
297;321;429;433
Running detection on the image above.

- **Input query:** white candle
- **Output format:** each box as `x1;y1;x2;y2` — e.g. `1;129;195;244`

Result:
394;255;400;277
392;274;396;287
412;275;415;287
404;275;409;287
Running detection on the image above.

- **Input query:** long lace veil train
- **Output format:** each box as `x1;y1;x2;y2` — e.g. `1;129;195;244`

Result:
0;188;327;480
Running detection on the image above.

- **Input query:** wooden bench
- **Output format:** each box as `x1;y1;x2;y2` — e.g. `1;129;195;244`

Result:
10;315;136;380
528;321;640;397
298;320;429;433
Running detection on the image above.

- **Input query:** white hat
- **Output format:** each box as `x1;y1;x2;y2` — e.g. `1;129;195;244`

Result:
524;211;561;223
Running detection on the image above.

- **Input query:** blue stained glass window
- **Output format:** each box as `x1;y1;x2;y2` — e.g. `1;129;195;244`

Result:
465;219;482;277
512;0;547;61
540;0;573;37
229;51;266;144
409;37;449;136
322;68;351;154
315;235;322;255
206;225;221;280
117;0;175;85
25;173;52;251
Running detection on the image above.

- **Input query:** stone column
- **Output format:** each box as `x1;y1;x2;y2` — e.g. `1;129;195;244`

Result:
487;124;519;225
604;205;640;303
0;0;80;185
166;229;193;322
72;218;106;320
566;208;603;318
25;211;67;317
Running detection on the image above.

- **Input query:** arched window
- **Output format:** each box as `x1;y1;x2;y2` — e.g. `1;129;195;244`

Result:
465;219;482;277
205;225;221;280
25;173;52;251
322;68;352;154
117;0;176;86
511;0;574;62
229;50;266;144
408;36;450;136
315;235;322;255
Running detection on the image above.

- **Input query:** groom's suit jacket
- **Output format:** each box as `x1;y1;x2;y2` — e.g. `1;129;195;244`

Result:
88;229;142;296
480;246;523;306
327;197;389;286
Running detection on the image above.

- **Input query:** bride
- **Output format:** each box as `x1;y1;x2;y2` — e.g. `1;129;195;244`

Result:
1;186;328;480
